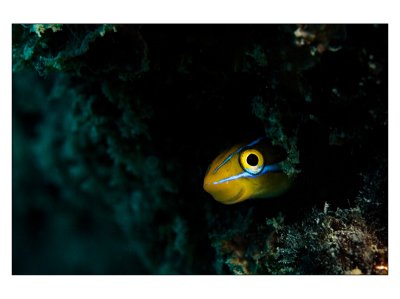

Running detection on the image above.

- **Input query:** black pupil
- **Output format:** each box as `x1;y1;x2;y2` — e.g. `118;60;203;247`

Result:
247;154;259;166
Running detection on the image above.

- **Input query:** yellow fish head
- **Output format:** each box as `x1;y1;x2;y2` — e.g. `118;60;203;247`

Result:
203;138;291;204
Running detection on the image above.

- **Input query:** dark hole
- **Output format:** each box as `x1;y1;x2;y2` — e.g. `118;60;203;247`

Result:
247;154;258;166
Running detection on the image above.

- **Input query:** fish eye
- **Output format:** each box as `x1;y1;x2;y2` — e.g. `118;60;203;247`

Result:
239;149;264;175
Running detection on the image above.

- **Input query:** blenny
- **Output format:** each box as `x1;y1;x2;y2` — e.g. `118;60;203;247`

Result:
203;137;291;204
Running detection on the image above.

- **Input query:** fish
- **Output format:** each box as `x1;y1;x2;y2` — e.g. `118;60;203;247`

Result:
203;137;291;204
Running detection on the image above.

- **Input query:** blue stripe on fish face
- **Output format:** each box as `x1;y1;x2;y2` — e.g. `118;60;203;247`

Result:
213;162;283;185
212;137;264;174
245;137;264;147
213;171;252;184
212;151;236;174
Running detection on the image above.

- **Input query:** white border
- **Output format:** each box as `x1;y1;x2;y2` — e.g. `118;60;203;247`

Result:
1;1;398;299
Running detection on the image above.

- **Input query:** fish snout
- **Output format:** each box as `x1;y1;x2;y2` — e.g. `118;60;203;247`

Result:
203;177;245;204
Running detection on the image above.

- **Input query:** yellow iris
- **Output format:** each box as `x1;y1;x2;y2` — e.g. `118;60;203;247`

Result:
239;149;264;174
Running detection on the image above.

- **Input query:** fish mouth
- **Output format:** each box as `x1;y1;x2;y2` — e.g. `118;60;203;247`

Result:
222;188;244;204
